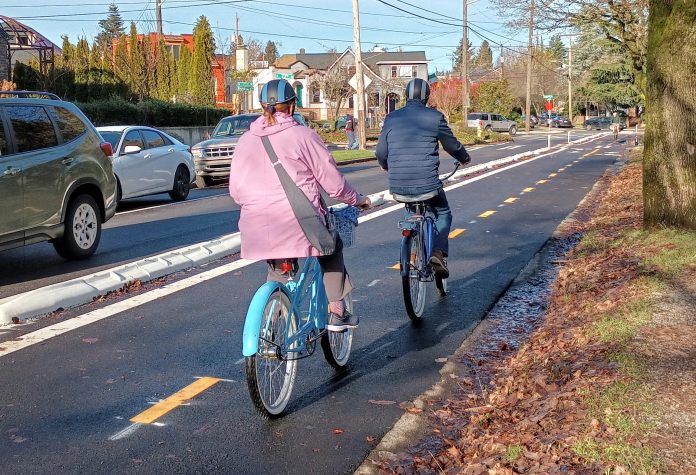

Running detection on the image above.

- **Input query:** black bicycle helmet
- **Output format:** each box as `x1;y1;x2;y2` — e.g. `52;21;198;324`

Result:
259;79;296;105
405;78;430;103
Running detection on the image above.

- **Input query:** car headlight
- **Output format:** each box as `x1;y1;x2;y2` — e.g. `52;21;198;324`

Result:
192;149;203;158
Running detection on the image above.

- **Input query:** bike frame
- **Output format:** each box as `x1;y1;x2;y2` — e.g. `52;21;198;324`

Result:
242;258;327;357
399;204;435;281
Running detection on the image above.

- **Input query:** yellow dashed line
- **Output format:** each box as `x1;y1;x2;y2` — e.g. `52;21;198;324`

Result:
548;173;557;177
390;263;400;269
448;228;466;238
522;187;535;192
504;197;518;204
582;148;601;158
536;179;548;184
479;210;496;218
130;377;221;424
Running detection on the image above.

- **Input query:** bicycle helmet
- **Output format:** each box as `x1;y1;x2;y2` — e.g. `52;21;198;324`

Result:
259;79;296;106
405;78;430;103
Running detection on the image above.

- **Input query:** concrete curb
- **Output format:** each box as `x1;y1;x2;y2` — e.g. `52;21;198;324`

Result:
0;133;606;325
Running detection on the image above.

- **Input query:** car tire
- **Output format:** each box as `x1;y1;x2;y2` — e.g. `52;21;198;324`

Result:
53;194;102;260
195;175;216;189
509;125;517;136
115;180;122;207
169;166;191;201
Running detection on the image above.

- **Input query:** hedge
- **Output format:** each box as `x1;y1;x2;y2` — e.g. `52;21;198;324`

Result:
75;97;231;127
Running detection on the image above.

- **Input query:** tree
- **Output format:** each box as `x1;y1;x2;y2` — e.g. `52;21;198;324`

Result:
176;44;192;102
429;78;464;122
264;40;279;65
96;3;125;49
73;37;90;101
154;38;172;100
128;23;146;101
473;40;493;69
643;0;696;229
114;34;130;87
189;16;215;105
547;34;566;61
313;67;352;122
473;79;516;115
452;38;474;72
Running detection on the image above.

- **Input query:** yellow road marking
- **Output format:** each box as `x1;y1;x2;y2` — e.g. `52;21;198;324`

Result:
448;228;466;238
479;210;496;218
582;148;601;158
390;263;400;269
548;173;557;177
130;377;221;424
522;187;535;192
504;197;518;204
536;179;548;184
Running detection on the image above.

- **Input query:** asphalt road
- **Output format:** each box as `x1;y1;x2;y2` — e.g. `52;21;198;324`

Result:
0;130;595;299
0;132;630;474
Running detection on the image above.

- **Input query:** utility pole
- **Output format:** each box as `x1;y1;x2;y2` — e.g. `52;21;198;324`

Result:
462;0;469;119
156;0;163;38
567;35;573;123
352;0;367;150
525;0;534;132
500;43;504;79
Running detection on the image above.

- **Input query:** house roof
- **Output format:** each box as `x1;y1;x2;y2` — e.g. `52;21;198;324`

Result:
361;51;427;69
275;52;341;69
275;49;427;71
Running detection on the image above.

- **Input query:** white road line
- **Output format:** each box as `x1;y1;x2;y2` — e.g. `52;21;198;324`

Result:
108;423;142;441
116;194;230;216
367;279;381;287
234;358;245;365
0;141;598;357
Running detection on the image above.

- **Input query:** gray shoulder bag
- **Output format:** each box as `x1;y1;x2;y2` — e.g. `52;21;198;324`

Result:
260;136;337;255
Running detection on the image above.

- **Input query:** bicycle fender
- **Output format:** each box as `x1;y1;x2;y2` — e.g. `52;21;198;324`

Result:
400;236;411;278
242;282;289;357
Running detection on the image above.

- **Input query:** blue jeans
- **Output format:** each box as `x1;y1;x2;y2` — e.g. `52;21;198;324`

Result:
346;130;357;149
404;188;452;256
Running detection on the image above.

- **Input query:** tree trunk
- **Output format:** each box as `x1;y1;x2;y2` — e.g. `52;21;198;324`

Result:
644;0;696;229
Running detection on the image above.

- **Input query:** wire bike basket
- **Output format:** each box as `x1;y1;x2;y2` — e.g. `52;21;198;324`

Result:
327;206;359;248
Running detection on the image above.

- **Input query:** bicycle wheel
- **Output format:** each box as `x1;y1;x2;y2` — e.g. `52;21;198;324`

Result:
321;292;354;370
435;275;448;297
402;233;427;320
245;290;298;418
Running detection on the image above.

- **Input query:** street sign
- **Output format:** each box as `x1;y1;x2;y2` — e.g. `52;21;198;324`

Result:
237;81;253;91
275;73;294;80
543;94;555;100
348;74;372;91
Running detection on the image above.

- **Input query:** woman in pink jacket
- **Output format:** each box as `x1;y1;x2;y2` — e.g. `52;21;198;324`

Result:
229;79;370;332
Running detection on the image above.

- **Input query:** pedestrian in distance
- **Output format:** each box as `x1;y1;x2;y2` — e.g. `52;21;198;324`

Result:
228;79;371;331
376;78;471;279
344;113;358;150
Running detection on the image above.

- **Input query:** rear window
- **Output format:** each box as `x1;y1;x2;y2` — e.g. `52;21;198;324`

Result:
213;115;259;137
99;131;122;151
3;105;58;153
52;106;86;142
467;113;482;120
142;129;165;149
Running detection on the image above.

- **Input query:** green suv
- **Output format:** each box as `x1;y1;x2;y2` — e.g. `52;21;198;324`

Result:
0;91;117;259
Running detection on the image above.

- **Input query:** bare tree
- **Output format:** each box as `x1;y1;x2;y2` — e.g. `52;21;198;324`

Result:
312;67;352;122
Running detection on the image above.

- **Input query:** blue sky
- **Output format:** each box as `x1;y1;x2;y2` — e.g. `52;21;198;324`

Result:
3;0;530;73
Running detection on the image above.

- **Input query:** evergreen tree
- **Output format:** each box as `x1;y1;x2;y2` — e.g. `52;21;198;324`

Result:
154;38;171;100
473;79;516;114
55;35;75;99
547;34;566;61
176;44;192;102
167;50;178;101
96;3;125;50
264;40;279;65
73;37;90;101
189;16;215;105
142;34;156;98
128;23;146;100
114;34;130;88
473;40;494;69
452;38;474;72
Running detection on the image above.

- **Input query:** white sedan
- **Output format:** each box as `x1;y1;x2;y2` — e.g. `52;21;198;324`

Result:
97;126;196;203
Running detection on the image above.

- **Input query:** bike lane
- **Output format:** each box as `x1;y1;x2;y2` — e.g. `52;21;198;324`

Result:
0;137;623;474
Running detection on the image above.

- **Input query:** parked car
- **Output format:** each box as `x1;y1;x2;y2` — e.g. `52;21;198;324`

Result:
0;91;117;259
583;116;626;131
521;114;538;127
548;116;573;128
97;126;195;203
191;112;307;187
467;112;518;135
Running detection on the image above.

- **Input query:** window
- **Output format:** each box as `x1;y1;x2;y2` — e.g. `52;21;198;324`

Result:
4;105;58;153
52;106;86;143
122;130;144;151
141;129;165;149
391;66;397;78
310;83;321;103
412;65;418;78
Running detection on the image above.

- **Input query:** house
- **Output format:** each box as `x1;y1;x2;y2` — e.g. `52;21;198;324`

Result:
246;47;428;122
0;15;61;82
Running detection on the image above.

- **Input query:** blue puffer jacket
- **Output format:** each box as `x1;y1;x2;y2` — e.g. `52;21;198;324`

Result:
376;100;470;195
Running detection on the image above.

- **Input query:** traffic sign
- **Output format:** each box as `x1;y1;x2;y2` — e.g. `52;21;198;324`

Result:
543;94;555;100
275;73;294;80
348;73;372;91
237;81;253;91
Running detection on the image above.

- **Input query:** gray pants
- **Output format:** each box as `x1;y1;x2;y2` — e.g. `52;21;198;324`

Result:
266;238;353;302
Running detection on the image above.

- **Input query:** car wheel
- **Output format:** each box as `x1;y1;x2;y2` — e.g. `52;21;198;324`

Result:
53;194;102;260
116;180;122;207
484;125;492;132
195;175;216;188
509;125;517;136
169;166;191;201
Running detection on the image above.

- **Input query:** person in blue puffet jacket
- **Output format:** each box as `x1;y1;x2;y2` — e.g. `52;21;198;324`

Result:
376;78;471;279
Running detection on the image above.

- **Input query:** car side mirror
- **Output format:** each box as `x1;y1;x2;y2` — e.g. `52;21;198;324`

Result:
123;145;142;154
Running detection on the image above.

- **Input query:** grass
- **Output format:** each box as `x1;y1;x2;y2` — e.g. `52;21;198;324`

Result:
331;149;375;163
593;297;655;344
504;445;524;462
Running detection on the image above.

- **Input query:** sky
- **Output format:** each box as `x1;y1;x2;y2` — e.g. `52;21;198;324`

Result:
3;0;532;73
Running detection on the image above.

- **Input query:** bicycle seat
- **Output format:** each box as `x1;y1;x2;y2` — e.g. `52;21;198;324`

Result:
392;190;439;203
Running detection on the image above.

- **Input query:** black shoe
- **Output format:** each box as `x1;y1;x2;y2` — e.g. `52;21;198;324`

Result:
327;311;359;332
429;250;449;278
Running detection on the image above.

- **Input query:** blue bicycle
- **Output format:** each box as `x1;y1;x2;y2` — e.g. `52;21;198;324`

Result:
396;162;461;320
242;209;358;418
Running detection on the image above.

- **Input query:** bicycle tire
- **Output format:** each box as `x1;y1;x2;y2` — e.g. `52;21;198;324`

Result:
245;290;298;418
401;233;427;320
435;275;448;297
321;292;354;370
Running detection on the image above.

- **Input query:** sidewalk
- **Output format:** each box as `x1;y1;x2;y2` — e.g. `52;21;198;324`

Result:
359;147;696;474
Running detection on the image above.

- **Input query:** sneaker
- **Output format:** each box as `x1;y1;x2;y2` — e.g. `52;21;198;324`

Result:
327;311;359;332
429;250;449;279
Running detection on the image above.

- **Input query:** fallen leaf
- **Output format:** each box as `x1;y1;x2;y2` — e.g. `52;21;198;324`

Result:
447;445;461;457
332;428;344;435
367;436;376;444
369;400;397;405
435;357;448;363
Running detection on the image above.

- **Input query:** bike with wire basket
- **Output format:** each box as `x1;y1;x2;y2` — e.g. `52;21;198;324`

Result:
394;162;461;321
242;206;360;418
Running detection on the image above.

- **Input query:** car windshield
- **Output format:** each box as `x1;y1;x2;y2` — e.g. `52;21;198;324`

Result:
212;116;257;137
99;131;122;151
